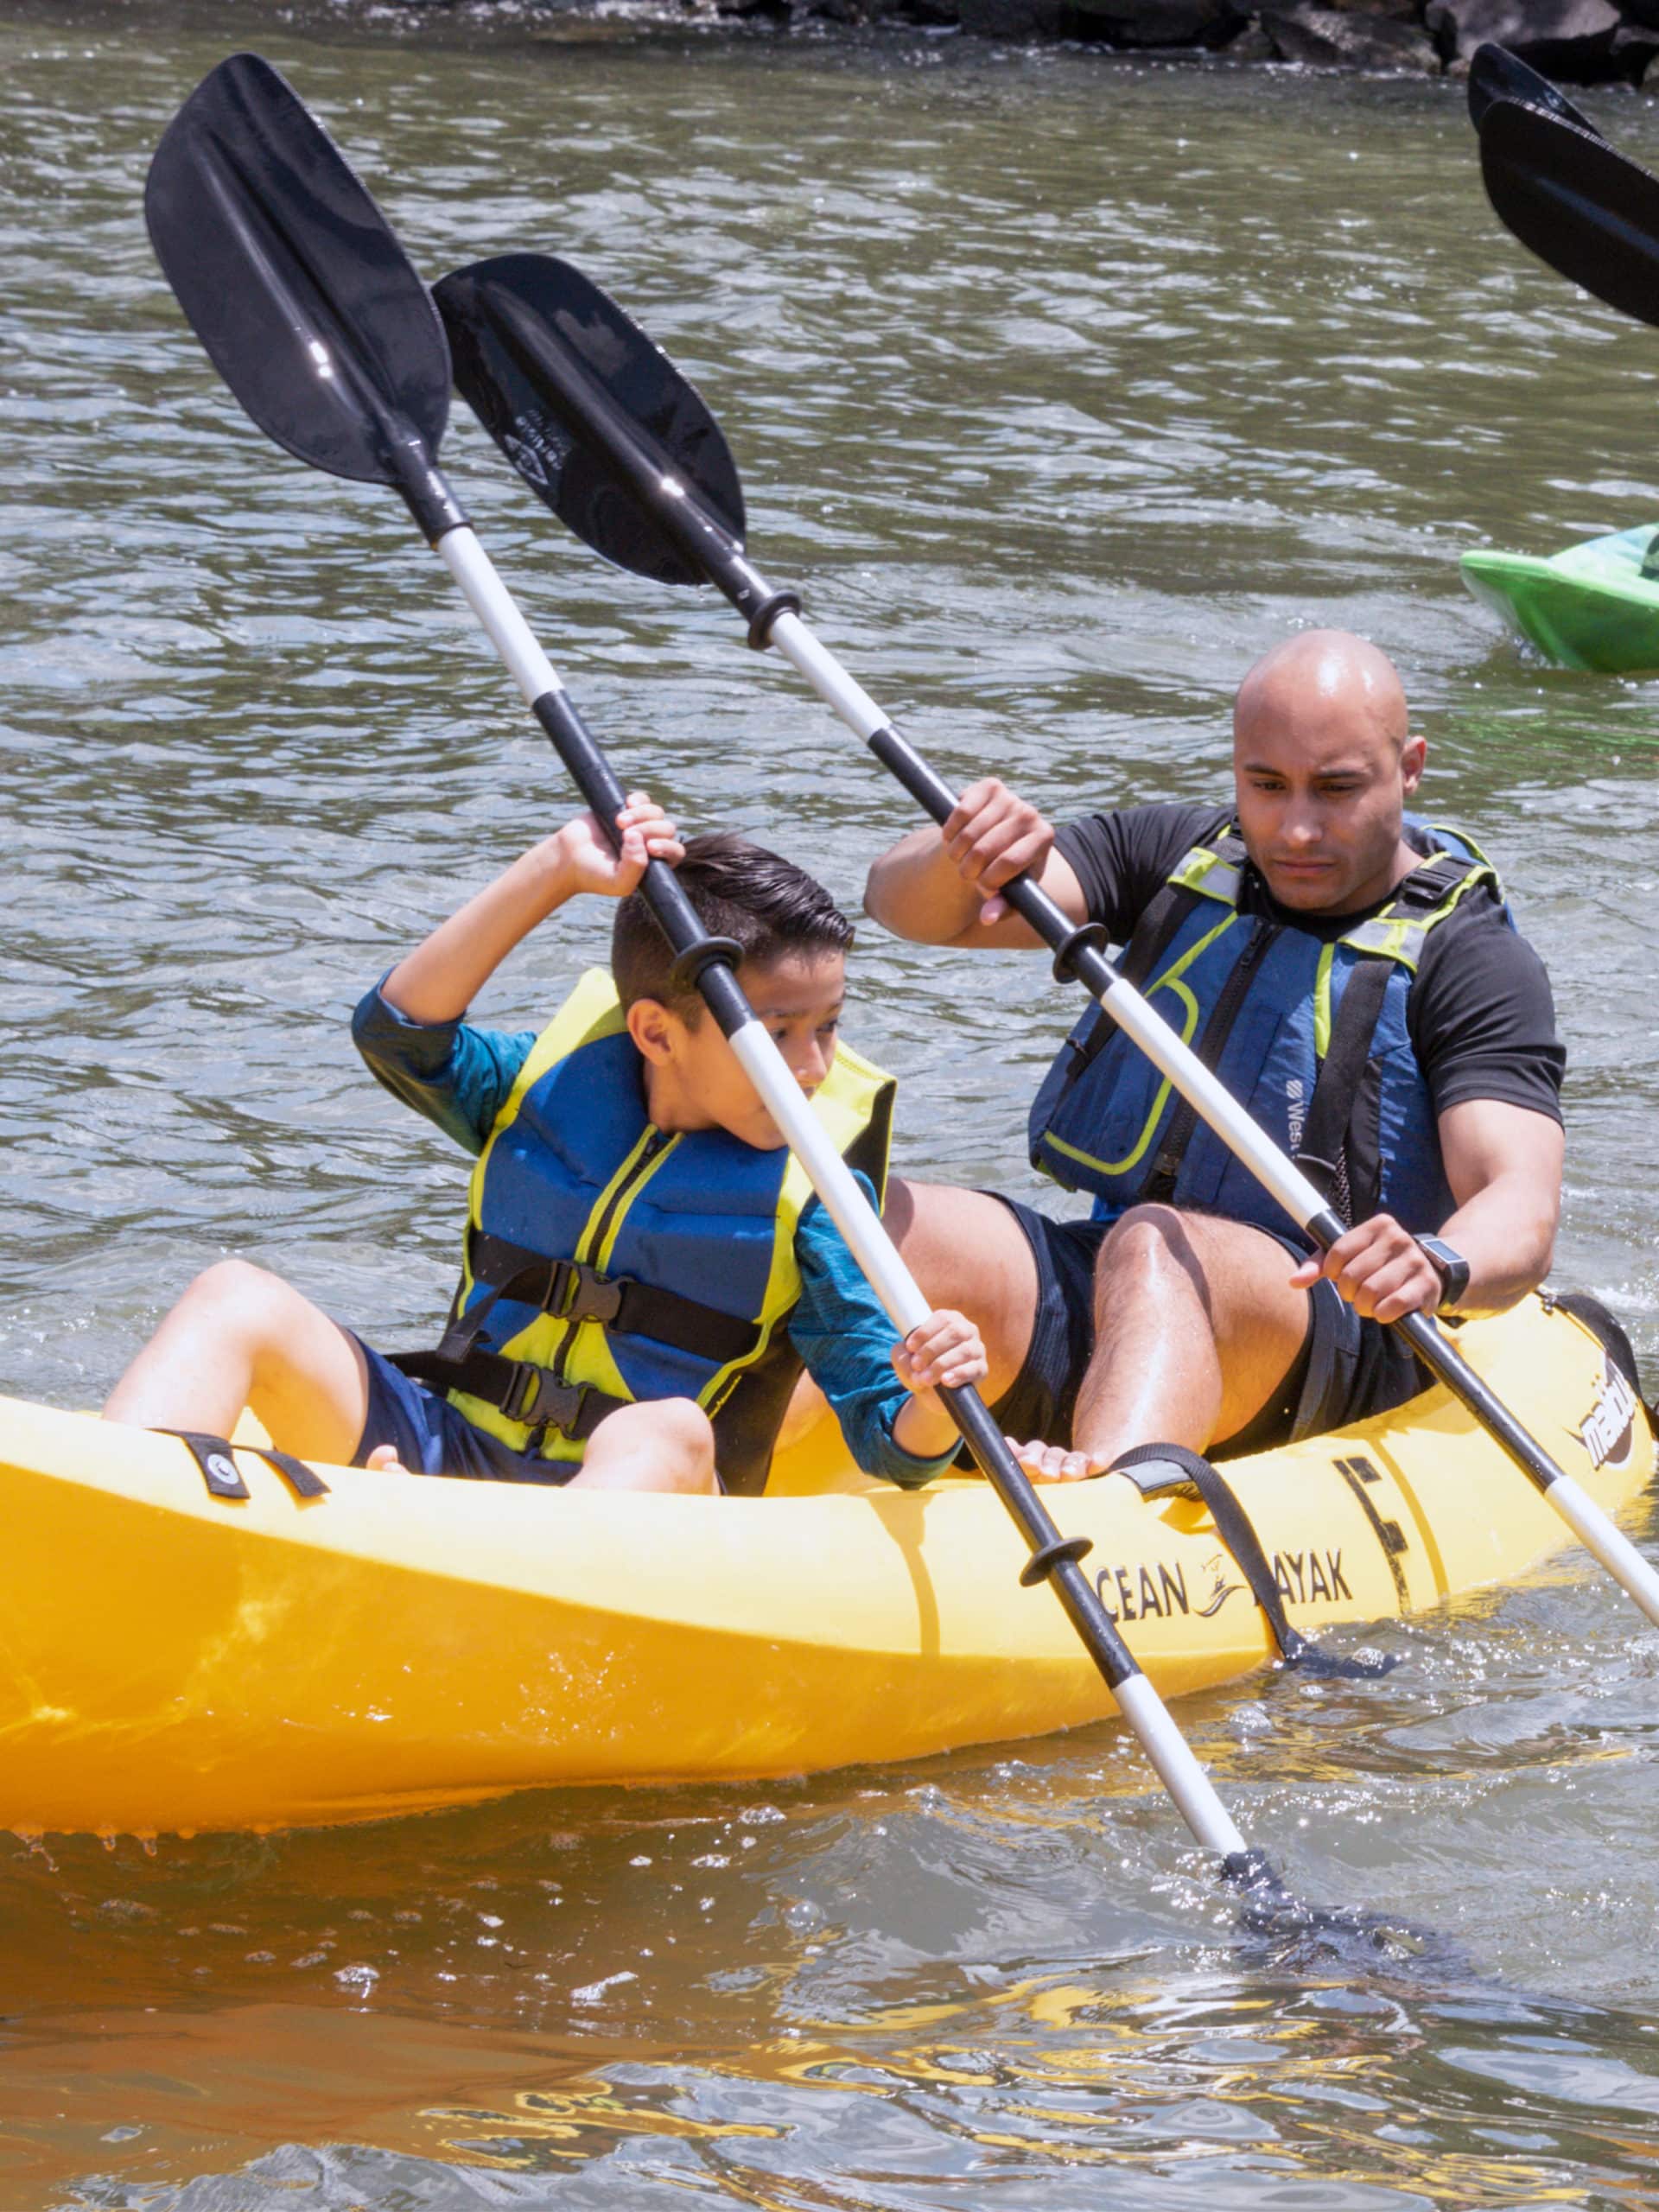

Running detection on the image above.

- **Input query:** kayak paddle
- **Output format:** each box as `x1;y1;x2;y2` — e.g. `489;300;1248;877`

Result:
146;54;1285;1897
433;249;1659;1634
1466;42;1602;137
1476;93;1659;331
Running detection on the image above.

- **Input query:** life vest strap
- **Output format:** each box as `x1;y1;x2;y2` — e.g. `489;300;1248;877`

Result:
1292;953;1394;1225
463;1231;765;1365
389;1347;626;1440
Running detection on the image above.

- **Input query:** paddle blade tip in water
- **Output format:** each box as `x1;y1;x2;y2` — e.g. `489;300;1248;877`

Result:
145;51;452;486
1477;96;1659;330
436;251;746;588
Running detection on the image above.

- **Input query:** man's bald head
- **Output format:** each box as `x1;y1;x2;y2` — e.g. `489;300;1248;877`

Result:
1234;630;1409;758
1230;630;1426;915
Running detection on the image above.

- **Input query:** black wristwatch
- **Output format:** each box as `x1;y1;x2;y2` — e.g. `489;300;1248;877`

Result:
1416;1235;1471;1315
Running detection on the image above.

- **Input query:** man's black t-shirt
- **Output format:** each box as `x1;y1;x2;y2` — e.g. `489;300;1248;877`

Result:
1052;803;1564;1127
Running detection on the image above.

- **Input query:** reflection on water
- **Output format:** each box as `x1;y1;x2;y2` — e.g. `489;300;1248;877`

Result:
4;0;1659;2204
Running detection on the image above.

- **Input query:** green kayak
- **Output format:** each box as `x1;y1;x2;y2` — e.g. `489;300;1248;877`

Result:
1461;524;1659;673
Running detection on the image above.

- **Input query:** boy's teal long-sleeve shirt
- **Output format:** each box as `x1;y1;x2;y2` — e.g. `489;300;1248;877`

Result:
352;984;956;1488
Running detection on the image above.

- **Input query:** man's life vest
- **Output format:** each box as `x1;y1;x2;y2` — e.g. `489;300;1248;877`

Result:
397;969;894;1497
1027;820;1506;1249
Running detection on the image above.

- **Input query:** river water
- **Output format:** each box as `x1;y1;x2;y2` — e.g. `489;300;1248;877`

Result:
5;2;1659;2203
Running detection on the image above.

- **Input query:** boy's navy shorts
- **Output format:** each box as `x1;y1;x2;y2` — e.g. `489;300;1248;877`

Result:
352;1336;577;1484
983;1196;1427;1457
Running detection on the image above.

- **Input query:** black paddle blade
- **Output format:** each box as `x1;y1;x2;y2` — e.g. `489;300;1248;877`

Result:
145;52;451;485
436;252;744;588
1478;98;1659;329
1467;42;1601;137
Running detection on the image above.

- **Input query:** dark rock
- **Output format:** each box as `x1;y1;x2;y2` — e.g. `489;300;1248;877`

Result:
1421;0;1630;79
1611;18;1659;74
1262;2;1440;63
1311;0;1422;22
1066;0;1248;41
958;0;1065;29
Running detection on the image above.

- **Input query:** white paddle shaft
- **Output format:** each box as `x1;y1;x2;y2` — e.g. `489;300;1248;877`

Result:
428;527;1254;1864
764;612;1659;1633
767;610;1328;1229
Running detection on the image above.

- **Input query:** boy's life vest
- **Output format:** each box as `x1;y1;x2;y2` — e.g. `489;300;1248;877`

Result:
1027;818;1507;1249
394;969;895;1497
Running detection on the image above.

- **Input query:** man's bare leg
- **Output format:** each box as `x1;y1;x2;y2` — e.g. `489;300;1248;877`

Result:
880;1179;1038;1404
103;1258;371;1464
1012;1205;1311;1481
777;1179;1039;1455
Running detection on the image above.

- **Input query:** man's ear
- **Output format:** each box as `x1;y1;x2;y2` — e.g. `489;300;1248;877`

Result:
1400;732;1427;796
626;995;677;1066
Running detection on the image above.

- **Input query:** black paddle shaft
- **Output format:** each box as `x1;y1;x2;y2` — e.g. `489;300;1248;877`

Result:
536;695;1159;1701
437;248;1612;1524
861;721;1592;1510
145;66;1179;1740
573;728;1168;1689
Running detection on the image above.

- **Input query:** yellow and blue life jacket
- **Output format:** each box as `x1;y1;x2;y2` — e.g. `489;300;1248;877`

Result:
1027;819;1505;1246
399;969;894;1497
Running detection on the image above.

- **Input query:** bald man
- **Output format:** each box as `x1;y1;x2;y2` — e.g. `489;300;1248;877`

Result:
863;631;1564;1480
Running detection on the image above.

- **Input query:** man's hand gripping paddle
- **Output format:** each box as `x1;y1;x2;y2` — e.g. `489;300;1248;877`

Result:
146;55;1291;1901
432;249;1659;1635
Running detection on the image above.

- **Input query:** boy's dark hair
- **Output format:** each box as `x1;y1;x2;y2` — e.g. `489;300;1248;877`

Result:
612;831;854;1018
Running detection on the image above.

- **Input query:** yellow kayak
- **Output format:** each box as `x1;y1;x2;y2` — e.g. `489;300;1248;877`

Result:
0;1293;1649;1839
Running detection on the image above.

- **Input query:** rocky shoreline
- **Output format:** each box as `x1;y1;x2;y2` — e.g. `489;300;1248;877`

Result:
704;0;1659;79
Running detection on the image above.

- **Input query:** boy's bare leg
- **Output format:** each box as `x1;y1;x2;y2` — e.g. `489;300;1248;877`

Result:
568;1398;719;1495
103;1257;372;1465
1012;1205;1311;1480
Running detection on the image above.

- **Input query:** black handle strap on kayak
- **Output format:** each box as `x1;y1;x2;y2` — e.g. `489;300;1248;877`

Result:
1110;1445;1396;1681
160;1428;330;1502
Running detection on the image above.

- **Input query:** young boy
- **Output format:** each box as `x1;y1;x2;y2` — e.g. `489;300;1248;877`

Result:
103;794;985;1496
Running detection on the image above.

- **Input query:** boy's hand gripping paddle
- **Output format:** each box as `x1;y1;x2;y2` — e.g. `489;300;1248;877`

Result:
146;54;1286;1899
431;247;1659;1635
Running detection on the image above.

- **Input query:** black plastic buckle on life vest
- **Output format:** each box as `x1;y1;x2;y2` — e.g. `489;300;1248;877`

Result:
543;1260;626;1326
501;1364;590;1436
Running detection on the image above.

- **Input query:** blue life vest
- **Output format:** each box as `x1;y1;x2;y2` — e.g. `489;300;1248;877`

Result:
1027;819;1505;1249
400;970;895;1495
